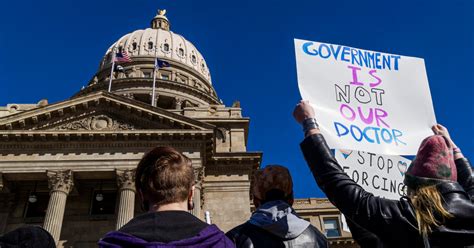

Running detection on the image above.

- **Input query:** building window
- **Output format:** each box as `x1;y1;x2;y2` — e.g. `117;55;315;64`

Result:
90;191;117;216
132;42;137;50
163;43;169;52
161;74;170;80
191;55;197;64
148;42;153;50
24;192;49;218
178;48;184;57
323;218;341;237
303;217;311;222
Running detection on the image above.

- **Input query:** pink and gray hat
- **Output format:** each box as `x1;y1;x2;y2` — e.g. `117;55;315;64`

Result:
404;135;457;189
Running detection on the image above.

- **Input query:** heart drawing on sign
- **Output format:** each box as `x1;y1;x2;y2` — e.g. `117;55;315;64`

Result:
397;161;408;176
340;149;353;159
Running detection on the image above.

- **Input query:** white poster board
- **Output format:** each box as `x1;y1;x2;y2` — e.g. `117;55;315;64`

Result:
295;39;436;155
335;150;410;199
335;149;411;232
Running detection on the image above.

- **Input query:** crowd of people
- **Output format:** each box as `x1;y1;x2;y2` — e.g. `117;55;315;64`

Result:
1;101;473;248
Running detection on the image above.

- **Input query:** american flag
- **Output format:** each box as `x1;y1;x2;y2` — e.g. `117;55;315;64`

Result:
114;50;132;63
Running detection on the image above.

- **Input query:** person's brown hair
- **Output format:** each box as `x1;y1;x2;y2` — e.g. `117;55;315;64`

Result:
135;146;194;208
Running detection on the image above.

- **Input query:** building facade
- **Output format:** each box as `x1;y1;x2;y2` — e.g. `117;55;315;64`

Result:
294;198;357;248
0;10;357;247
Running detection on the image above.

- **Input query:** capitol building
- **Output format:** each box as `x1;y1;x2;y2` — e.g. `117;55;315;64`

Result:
0;10;356;247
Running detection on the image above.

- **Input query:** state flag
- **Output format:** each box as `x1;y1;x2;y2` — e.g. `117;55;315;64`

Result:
156;58;170;68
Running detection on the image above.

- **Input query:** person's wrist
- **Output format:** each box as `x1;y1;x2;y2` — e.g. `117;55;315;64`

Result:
302;117;319;136
305;128;321;137
453;147;462;154
453;146;464;159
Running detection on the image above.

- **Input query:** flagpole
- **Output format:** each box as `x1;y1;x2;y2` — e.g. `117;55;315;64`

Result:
108;48;116;92
151;49;158;107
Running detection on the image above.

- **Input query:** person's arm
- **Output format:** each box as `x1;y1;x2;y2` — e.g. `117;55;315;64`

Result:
293;101;415;238
455;158;474;198
346;218;385;248
432;124;474;198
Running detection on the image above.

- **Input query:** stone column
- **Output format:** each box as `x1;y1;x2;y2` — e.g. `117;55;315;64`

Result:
171;71;177;81
0;174;14;234
0;193;14;234
43;170;74;244
0;173;4;192
116;169;136;230
192;167;203;218
175;97;183;110
175;72;181;82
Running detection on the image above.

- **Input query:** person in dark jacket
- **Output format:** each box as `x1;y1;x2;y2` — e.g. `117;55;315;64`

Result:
0;226;55;248
226;164;328;248
345;218;384;248
293;100;474;247
98;146;234;248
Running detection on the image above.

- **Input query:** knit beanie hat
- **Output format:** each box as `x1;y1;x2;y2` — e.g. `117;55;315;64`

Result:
404;135;457;189
252;165;293;201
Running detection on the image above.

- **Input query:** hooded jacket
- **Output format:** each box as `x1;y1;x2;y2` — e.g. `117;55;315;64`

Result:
300;134;474;248
226;200;328;248
98;211;234;248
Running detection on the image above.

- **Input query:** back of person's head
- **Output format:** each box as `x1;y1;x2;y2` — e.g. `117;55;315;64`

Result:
135;146;194;210
0;226;55;248
403;135;456;237
252;165;294;207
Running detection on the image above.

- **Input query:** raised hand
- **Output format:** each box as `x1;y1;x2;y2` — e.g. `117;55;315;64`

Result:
293;100;316;124
432;124;457;149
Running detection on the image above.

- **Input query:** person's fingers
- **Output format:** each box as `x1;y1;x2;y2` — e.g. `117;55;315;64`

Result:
439;124;447;131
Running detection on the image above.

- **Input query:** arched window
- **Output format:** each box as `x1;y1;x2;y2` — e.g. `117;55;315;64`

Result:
148;42;153;50
163;43;169;51
178;48;184;56
191;55;197;63
132;42;137;50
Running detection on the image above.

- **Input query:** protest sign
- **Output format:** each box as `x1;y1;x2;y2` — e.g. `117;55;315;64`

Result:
294;39;436;155
335;149;410;199
335;149;411;232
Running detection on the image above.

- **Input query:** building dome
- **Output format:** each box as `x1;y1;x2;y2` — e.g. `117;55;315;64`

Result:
99;25;211;83
76;9;220;107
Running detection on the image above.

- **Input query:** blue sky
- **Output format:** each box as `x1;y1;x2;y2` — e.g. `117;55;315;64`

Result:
1;0;472;198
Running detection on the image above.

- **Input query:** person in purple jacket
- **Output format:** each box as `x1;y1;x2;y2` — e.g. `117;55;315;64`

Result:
98;146;234;248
